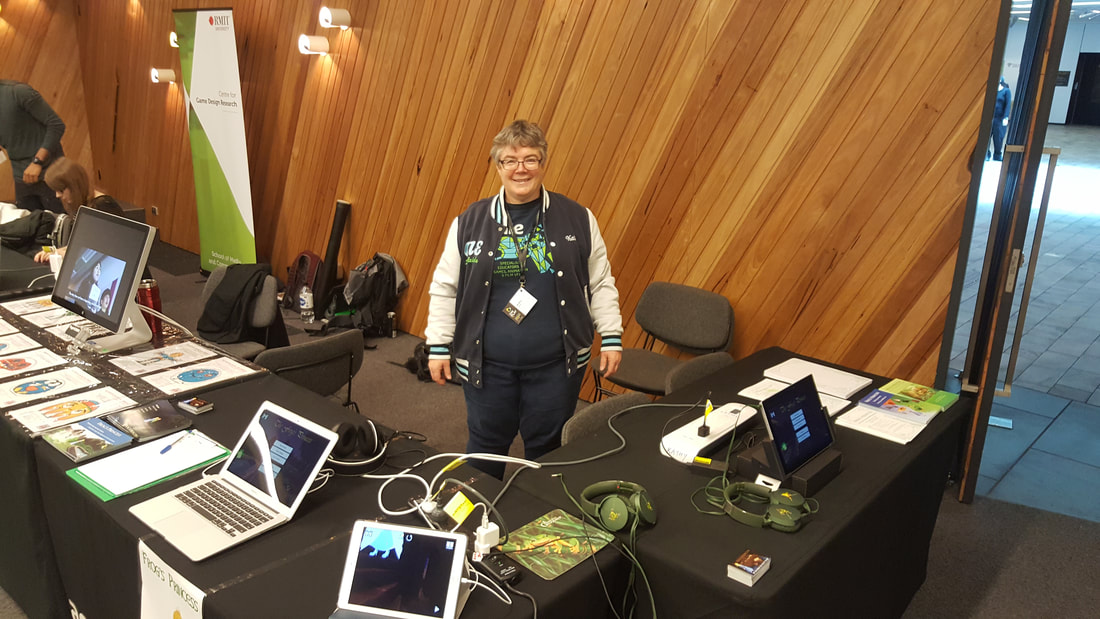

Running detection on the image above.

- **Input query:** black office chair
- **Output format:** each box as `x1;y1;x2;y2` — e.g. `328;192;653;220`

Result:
594;281;734;399
253;329;365;413
562;392;651;445
664;351;735;395
197;264;282;360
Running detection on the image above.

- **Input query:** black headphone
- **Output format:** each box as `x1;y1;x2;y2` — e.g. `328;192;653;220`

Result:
580;481;657;532
722;482;815;532
328;420;384;471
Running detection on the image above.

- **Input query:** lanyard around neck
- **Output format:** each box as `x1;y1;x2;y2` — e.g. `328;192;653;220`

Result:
498;188;546;287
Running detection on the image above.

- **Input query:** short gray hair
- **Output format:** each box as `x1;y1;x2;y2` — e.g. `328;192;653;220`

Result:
490;120;548;164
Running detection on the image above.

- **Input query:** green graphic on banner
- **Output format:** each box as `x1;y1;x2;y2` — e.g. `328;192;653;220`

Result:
187;107;256;266
173;9;256;271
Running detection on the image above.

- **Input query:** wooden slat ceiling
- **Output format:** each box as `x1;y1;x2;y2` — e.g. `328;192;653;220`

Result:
8;0;1001;396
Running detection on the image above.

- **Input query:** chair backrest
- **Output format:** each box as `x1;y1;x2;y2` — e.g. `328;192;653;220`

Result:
665;351;735;395
0;147;15;204
563;392;651;445
253;329;364;399
635;281;734;355
201;265;278;328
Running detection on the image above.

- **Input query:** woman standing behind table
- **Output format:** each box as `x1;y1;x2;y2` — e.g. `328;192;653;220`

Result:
34;157;124;263
425;120;624;478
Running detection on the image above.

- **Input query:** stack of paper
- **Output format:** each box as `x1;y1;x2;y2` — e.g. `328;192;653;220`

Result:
67;430;227;501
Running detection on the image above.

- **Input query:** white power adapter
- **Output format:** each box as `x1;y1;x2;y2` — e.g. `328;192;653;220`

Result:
474;522;500;555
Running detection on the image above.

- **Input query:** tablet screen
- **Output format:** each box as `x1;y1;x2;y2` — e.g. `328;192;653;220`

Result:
761;375;834;477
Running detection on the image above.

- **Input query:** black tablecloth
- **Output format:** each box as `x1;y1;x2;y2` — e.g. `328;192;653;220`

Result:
0;244;52;296
516;347;963;618
35;373;622;618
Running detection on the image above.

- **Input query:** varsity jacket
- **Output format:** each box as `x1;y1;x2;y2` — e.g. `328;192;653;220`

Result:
425;187;623;387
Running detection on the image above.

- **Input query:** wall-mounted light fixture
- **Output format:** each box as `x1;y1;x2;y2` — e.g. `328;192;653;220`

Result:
150;68;177;84
169;31;178;47
298;34;329;55
319;7;351;30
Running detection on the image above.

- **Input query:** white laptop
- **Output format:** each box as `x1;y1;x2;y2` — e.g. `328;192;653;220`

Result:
130;400;338;561
331;520;470;619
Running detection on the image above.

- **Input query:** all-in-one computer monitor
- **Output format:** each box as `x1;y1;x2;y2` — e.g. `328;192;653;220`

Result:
51;206;156;353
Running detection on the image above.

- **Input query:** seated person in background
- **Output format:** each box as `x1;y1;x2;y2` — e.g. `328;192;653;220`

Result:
34;157;124;263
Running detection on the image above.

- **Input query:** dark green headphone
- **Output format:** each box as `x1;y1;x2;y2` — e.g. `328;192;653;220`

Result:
580;480;657;532
722;482;815;532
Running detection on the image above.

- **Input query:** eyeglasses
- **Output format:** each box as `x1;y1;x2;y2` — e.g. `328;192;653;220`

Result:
498;156;542;171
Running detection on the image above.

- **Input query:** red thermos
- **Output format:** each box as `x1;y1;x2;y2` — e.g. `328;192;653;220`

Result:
137;279;162;337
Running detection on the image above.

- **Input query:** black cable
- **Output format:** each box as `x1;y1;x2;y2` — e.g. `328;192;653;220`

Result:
504;581;537;619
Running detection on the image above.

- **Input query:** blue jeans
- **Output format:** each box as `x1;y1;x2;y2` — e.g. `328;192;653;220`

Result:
462;359;584;478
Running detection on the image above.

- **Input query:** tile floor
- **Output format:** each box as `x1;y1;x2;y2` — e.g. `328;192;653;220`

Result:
948;124;1100;523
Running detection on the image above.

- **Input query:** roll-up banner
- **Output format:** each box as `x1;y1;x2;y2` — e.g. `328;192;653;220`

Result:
173;9;256;272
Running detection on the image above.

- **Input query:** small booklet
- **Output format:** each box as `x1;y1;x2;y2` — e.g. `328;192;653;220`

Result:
879;379;959;410
497;509;614;580
106;400;192;442
728;549;771;586
857;390;939;425
41;417;133;463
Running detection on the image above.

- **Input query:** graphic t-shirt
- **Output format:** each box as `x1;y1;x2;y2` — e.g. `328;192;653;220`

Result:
481;197;564;368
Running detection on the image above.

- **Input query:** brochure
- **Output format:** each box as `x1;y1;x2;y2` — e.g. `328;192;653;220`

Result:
141;357;258;395
0;366;99;410
42;417;133;462
7;386;138;435
0;347;66;380
110;342;219;377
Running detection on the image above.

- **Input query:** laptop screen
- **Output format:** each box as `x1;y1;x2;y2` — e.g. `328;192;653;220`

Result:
337;520;469;619
225;406;333;509
761;375;835;477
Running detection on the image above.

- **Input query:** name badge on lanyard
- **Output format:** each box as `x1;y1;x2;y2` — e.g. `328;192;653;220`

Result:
504;287;537;324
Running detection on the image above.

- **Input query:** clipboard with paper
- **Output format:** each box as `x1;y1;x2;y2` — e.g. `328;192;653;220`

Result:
67;430;228;501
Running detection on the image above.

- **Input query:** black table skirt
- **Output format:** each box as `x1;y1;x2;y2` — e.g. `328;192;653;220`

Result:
515;347;963;618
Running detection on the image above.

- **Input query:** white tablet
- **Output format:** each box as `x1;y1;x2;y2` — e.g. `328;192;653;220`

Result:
334;520;469;619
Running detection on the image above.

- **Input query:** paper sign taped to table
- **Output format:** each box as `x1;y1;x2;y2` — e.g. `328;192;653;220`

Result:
0;317;18;336
0;366;99;410
110;341;219;376
139;540;204;619
141;357;258;395
0;332;42;357
0;294;56;315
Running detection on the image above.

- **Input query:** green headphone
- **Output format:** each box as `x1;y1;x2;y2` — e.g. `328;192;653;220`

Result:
580;480;658;532
722;482;815;533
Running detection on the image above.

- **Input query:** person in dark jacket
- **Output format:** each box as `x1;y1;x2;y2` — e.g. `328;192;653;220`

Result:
989;77;1011;161
425;120;624;478
0;80;66;213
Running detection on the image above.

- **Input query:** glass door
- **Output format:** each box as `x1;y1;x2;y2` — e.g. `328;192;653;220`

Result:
937;0;1074;503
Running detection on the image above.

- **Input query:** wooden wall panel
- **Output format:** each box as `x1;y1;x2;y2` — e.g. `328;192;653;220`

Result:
0;0;93;182
28;0;1001;397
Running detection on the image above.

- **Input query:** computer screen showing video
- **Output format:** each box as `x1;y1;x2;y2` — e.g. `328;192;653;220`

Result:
51;207;155;335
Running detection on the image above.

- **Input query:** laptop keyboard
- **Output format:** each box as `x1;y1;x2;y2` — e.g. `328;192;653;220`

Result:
176;480;274;537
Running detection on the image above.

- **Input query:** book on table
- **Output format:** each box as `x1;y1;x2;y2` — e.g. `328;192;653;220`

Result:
41;417;133;462
106;399;191;442
728;549;771;586
880;379;959;409
857;379;959;426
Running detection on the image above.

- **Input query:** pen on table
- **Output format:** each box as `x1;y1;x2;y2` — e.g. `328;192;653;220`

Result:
160;430;192;454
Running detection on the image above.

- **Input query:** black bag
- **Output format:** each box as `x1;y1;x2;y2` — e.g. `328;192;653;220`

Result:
404;342;432;382
330;253;404;336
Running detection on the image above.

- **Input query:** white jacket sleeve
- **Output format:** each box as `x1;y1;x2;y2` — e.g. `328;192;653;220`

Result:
586;209;623;348
424;218;460;358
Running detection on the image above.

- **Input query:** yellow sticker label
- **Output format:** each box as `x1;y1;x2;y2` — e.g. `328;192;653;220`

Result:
443;491;475;525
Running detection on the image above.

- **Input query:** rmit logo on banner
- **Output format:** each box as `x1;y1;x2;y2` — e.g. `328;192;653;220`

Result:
209;15;231;27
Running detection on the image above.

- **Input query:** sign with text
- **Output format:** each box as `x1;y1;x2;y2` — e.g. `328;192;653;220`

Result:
139;540;204;618
173;9;256;271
